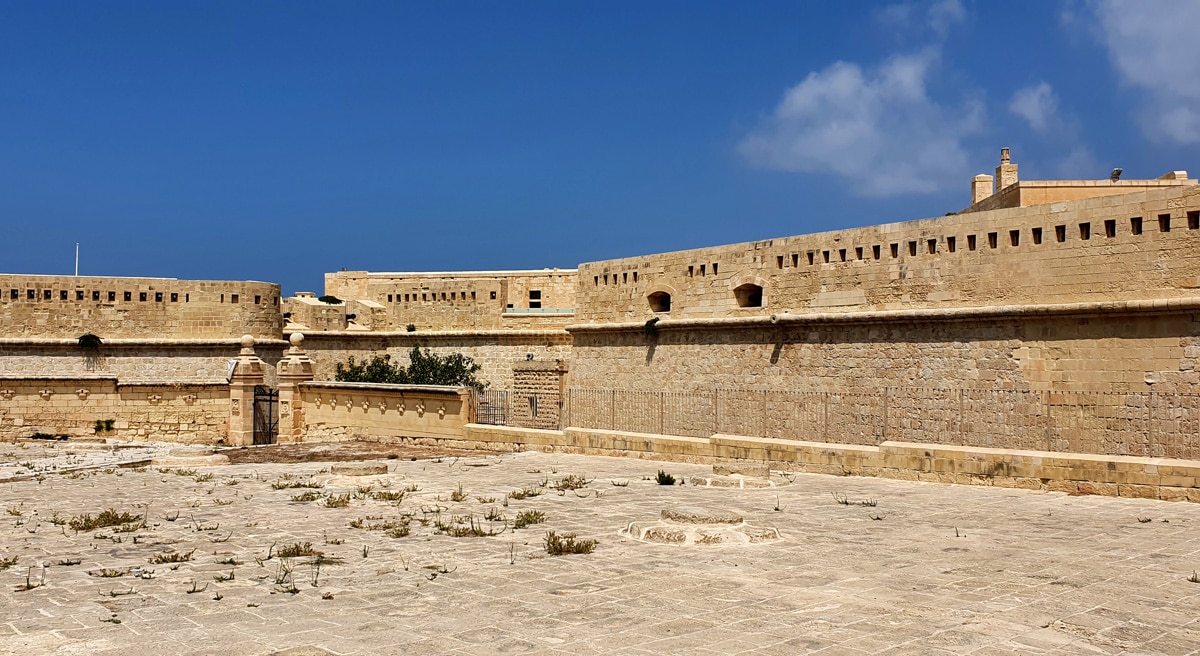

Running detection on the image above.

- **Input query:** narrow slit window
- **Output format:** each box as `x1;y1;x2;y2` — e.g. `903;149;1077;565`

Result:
1009;230;1020;247
872;244;881;260
622;273;627;284
699;264;706;276
907;241;917;256
946;236;956;253
927;239;936;254
967;235;977;251
1159;213;1171;232
1032;228;1043;244
387;294;393;302
987;232;998;249
890;243;899;258
633;272;638;283
490;291;496;300
1079;223;1091;240
185;293;189;302
855;247;863;260
777;255;784;269
792;253;799;267
471;291;476;299
1188;211;1199;230
712;263;718;275
807;252;815;265
1131;217;1142;235
687;266;694;277
838;249;847;262
1104;220;1116;238
822;251;830;263
1055;225;1066;242
254;294;261;304
594;276;599;286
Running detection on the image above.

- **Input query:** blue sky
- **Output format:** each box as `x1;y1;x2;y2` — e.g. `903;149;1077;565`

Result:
2;1;1197;294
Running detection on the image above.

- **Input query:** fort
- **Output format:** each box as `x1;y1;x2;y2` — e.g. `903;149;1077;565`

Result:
3;150;1200;500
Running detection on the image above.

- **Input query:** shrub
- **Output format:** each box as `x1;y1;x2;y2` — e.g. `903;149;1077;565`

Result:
544;531;596;555
78;333;103;350
655;470;676;485
406;323;416;332
335;347;485;390
317;295;342;305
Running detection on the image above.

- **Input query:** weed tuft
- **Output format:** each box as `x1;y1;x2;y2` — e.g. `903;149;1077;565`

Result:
655;470;676;486
544;531;597;555
513;510;546;529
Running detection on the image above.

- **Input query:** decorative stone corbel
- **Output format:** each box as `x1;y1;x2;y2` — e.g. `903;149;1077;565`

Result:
361;399;370;411
182;394;197;404
416;402;426;417
438;403;446;419
148;394;163;404
76;388;90;400
39;389;54;400
0;389;13;401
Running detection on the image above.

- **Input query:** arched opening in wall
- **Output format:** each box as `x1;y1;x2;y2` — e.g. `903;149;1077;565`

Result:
647;291;671;313
733;283;763;308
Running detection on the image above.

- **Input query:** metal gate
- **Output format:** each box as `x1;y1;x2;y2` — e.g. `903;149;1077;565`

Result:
253;385;278;445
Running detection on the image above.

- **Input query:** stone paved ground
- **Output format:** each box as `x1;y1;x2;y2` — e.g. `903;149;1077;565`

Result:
3;440;1200;655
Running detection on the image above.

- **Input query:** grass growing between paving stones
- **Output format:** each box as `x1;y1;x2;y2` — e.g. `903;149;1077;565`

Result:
291;491;323;502
68;509;143;532
322;493;351;508
513;510;546;529
277;542;321;558
553;475;590;491
832;492;878;507
508;486;541;500
272;479;324;490
544;531;596;555
0;555;18;571
148;549;195;565
435;515;503;537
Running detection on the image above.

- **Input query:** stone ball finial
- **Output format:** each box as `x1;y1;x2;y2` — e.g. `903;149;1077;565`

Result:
241;334;255;349
290;332;304;348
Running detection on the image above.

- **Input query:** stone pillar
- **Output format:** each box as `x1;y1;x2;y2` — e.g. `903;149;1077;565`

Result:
276;332;315;443
971;174;994;204
995;147;1018;192
227;334;266;446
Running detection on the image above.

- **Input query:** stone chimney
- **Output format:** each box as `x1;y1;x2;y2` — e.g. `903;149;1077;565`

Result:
972;174;994;204
995;147;1018;192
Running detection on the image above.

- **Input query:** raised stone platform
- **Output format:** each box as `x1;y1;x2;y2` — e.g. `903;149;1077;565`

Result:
621;506;781;546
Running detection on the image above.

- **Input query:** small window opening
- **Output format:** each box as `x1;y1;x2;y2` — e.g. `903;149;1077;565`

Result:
254;294;261;304
529;290;541;301
273;296;278;306
593;276;599;286
1055;225;1066;242
1131;216;1143;235
1158;213;1171;232
1188;211;1199;230
76;290;84;300
855;247;863;260
807;252;815;265
1009;230;1020;247
987;232;998;249
422;293;427;301
185;293;189;302
890;243;899;258
687;266;694;277
792;253;799;267
43;289;52;300
490;291;497;300
776;255;784;269
699;264;706;276
633;272;638;283
1104;220;1116;238
946;236;956;253
733;283;764;308
108;291;116;302
1032;228;1043;244
1079;223;1091;240
927;239;937;254
451;292;457;300
171;293;178;302
59;290;67;300
648;291;671;313
231;294;240;303
907;241;917;256
27;289;35;299
125;291;133;302
622;273;627;284
967;235;977;251
139;292;147;302
441;293;446;300
872;245;881;260
155;292;163;302
387;294;393;302
822;251;830;263
712;263;718;275
838;249;847;262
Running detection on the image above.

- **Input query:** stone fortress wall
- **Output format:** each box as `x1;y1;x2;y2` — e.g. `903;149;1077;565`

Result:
0;274;282;339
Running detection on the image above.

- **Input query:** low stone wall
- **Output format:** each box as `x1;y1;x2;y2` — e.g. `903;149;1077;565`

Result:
447;424;1200;502
0;376;229;443
299;381;472;442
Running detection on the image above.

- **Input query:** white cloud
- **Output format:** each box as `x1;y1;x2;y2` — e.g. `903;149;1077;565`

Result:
738;51;983;197
874;0;966;37
1092;0;1200;143
1009;82;1058;133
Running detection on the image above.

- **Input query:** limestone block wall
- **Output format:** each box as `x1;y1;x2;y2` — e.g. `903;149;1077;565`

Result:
509;360;568;429
0;340;288;387
292;331;572;390
299;382;470;442
320;269;577;331
575;187;1200;323
0;377;229;443
0;275;282;339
